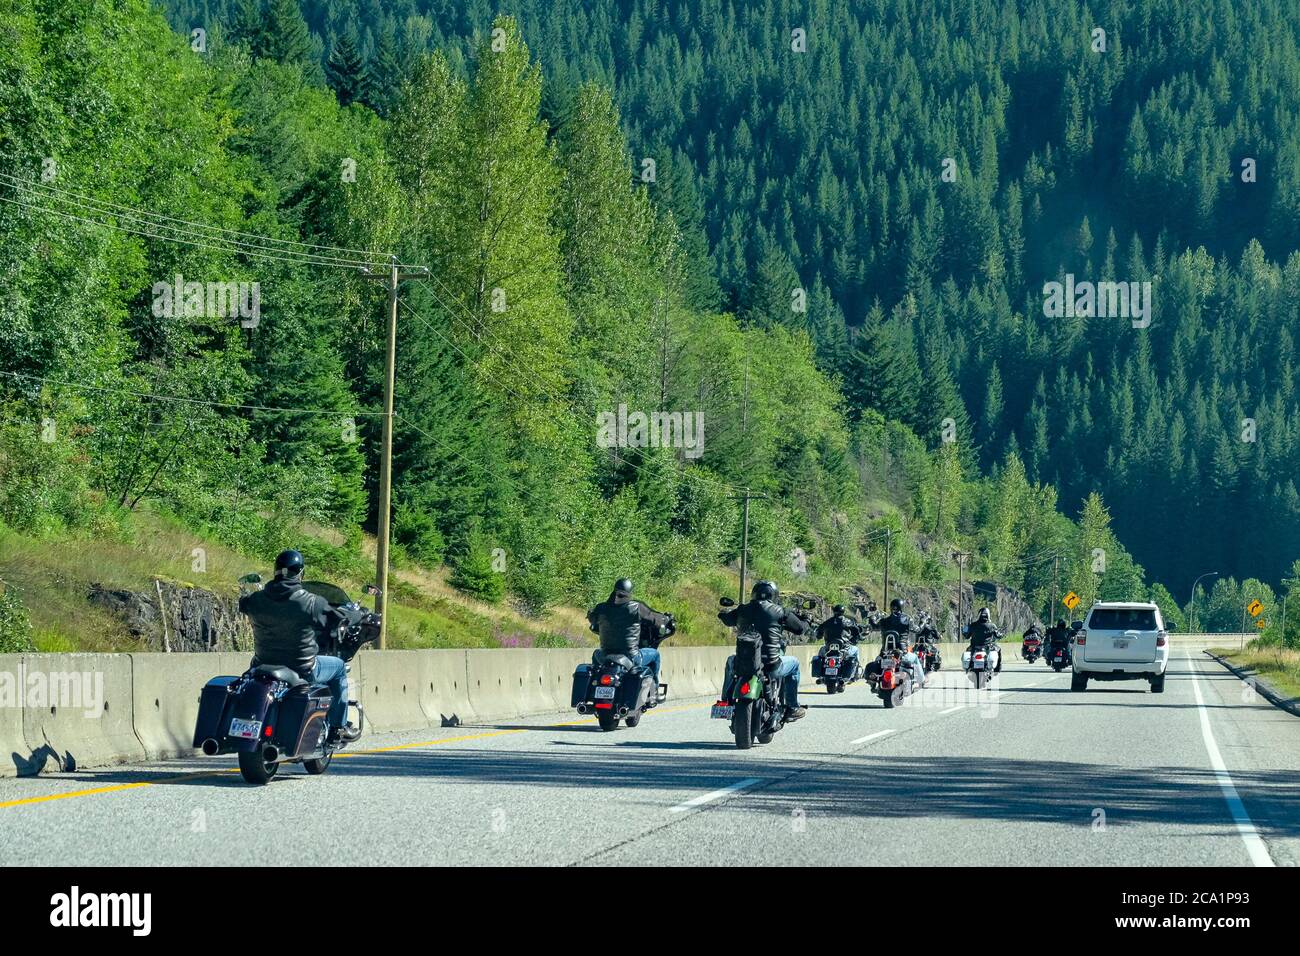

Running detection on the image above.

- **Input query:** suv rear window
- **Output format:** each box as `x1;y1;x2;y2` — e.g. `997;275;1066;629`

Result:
1088;608;1157;630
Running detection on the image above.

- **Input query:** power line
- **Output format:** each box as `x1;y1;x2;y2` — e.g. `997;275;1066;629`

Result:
0;172;393;261
0;369;385;418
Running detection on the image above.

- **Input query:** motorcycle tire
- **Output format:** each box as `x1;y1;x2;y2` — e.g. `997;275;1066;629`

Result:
624;711;642;728
882;689;895;708
1052;663;1063;673
734;699;755;749
303;747;333;775
238;745;279;785
597;713;620;732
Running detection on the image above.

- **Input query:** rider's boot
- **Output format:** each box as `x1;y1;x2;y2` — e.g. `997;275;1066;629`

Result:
784;705;807;721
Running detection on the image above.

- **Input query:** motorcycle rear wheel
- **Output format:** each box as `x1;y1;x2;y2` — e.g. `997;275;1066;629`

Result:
238;745;278;785
733;699;755;749
624;711;641;728
303;746;334;775
882;688;895;708
597;713;619;732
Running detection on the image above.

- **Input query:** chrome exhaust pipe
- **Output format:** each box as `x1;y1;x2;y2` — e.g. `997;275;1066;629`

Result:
617;706;628;717
263;745;279;762
576;703;588;715
201;738;219;756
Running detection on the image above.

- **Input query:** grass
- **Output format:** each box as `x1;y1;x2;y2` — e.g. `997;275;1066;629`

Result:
1209;643;1300;700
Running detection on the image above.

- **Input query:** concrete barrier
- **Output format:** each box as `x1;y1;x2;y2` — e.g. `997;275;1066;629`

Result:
131;652;230;760
0;654;29;776
353;649;429;733
417;649;475;726
539;648;591;712
465;649;559;720
20;653;145;774
664;647;727;699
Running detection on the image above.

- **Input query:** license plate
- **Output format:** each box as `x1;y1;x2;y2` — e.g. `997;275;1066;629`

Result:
594;686;616;700
824;666;839;676
710;704;734;720
229;717;262;740
972;660;984;670
1113;640;1130;649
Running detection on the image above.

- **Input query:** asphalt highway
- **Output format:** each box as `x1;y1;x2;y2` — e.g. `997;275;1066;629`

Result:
1;644;1294;866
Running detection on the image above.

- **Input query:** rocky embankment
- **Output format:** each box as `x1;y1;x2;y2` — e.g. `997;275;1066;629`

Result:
88;580;249;652
791;579;1040;643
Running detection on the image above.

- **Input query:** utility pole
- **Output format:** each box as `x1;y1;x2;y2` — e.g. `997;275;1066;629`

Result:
363;256;429;649
953;550;971;638
731;488;768;605
1050;555;1060;622
882;528;893;611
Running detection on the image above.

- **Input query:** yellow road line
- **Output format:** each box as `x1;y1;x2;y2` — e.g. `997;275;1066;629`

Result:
0;702;712;809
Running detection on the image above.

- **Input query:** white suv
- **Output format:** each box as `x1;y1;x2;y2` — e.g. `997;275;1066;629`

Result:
1071;601;1169;693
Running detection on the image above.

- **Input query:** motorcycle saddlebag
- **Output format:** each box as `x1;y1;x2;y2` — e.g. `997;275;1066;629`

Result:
733;632;763;681
277;685;332;758
570;664;593;707
192;676;239;749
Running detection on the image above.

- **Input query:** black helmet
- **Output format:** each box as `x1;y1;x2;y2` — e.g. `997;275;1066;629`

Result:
614;578;634;598
890;598;903;613
752;580;778;602
274;549;304;578
978;607;991;622
1056;618;1066;628
832;604;846;615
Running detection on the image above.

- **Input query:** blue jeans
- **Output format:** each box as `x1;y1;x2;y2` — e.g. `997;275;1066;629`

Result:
311;655;348;729
772;655;800;708
634;648;661;685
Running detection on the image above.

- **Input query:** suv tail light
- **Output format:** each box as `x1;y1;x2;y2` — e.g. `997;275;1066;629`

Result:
1076;631;1086;645
1157;631;1167;647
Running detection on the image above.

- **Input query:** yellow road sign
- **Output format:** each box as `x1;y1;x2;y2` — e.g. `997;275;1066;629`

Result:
1247;600;1264;617
1256;619;1267;629
1063;592;1080;611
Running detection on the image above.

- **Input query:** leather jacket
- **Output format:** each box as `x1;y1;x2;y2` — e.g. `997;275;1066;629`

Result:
241;577;336;679
816;613;860;645
967;620;1000;647
588;593;669;658
719;599;806;668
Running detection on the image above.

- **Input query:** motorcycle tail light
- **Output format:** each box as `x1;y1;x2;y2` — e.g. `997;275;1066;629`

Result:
740;682;750;696
595;702;612;710
263;724;273;738
827;658;837;666
975;653;984;660
881;671;895;689
600;674;613;685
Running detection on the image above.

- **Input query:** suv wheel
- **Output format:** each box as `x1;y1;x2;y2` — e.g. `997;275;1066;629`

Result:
1070;671;1088;692
1150;673;1166;694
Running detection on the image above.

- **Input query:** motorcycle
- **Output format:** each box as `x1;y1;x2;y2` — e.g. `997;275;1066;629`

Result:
571;614;674;731
961;638;1001;689
1021;633;1043;663
812;624;864;694
867;630;920;707
1047;640;1072;671
711;596;810;749
192;573;381;785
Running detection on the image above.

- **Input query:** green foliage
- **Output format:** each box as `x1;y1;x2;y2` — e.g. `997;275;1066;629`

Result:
0;582;35;653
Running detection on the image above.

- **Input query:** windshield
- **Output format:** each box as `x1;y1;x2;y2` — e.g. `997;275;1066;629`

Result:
301;581;352;606
1088;607;1157;630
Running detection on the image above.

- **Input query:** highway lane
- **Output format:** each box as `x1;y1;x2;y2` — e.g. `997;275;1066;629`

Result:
0;647;1294;866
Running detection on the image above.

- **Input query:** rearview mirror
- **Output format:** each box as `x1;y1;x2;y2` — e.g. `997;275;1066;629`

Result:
719;596;736;607
803;599;817;610
364;584;382;597
238;572;262;585
1071;620;1083;630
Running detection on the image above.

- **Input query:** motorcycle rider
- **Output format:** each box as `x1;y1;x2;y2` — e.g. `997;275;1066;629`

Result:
1021;621;1043;657
719;580;808;721
240;549;356;743
966;606;1003;673
816;603;863;676
1045;618;1071;662
587;578;672;695
875;598;914;651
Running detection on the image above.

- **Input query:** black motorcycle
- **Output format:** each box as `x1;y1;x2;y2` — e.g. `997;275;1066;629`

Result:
193;574;381;784
571;614;674;731
870;631;917;708
811;625;864;694
711;596;811;749
1047;640;1072;671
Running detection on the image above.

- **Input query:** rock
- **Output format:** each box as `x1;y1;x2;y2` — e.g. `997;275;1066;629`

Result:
87;580;249;652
